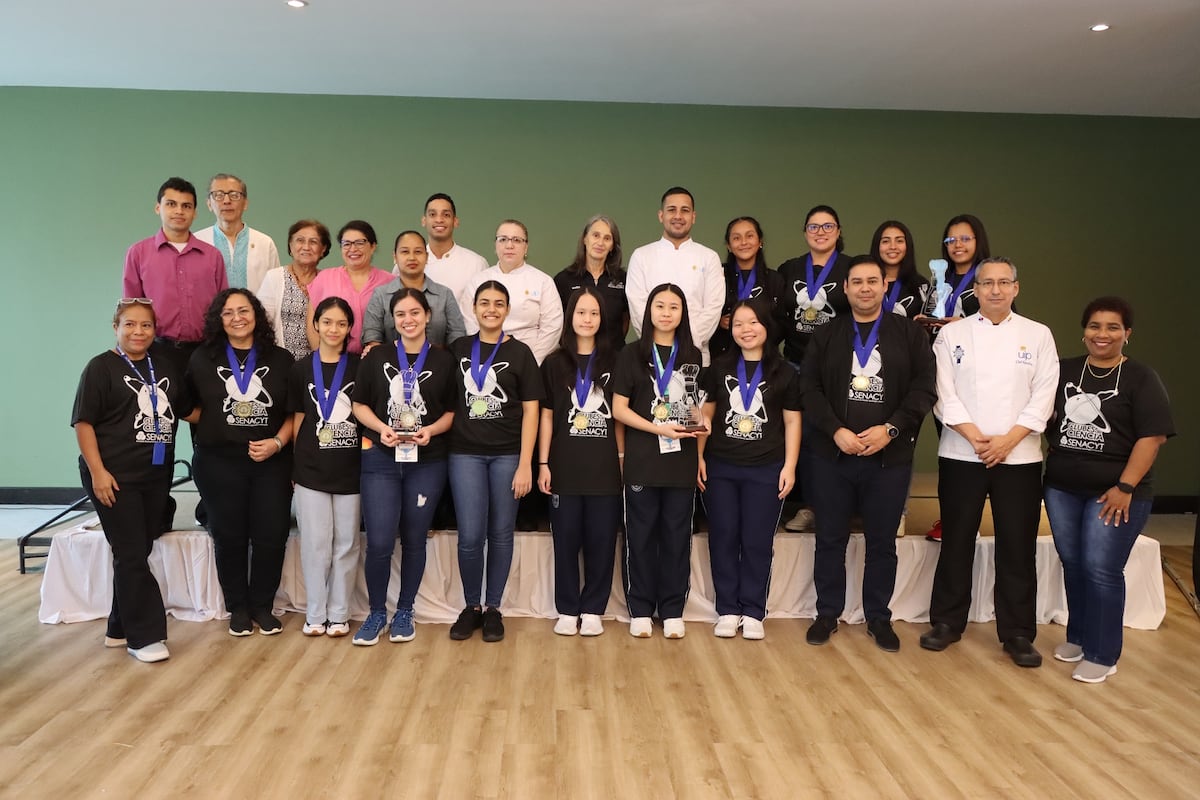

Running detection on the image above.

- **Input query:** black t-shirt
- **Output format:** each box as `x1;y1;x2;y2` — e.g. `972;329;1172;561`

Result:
777;252;852;362
541;351;621;495
186;342;294;450
885;274;930;319
1044;356;1175;500
701;353;802;466
613;341;702;488
449;335;544;455
709;261;788;359
71;344;191;483
352;342;457;461
553;267;630;352
288;354;361;494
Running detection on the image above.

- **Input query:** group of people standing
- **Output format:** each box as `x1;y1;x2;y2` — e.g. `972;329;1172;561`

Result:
75;177;1173;686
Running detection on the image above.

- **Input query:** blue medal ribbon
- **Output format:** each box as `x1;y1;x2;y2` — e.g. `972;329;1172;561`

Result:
311;351;349;426
852;316;883;372
883;281;902;314
397;340;431;407
736;355;763;412
652;341;678;402
944;264;977;318
574;353;595;409
804;251;839;302
469;333;504;393
226;343;258;398
116;347;165;465
736;268;757;301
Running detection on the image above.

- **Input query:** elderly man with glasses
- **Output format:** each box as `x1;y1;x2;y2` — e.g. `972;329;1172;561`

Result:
194;173;280;294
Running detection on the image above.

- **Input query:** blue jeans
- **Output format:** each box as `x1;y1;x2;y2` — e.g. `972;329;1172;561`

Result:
449;453;520;608
360;446;447;613
702;457;783;620
1044;486;1152;667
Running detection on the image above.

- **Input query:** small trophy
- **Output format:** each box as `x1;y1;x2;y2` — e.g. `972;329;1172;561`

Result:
678;364;708;433
929;259;950;319
394;405;420;443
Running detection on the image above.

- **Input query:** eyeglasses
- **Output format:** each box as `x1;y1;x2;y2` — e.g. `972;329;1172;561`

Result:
975;279;1015;290
220;308;254;320
340;239;370;250
209;190;245;201
805;222;838;234
291;236;323;248
118;297;154;306
496;236;527;245
944;235;975;246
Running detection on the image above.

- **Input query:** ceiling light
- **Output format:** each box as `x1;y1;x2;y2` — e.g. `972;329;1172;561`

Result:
287;0;308;8
1090;23;1110;32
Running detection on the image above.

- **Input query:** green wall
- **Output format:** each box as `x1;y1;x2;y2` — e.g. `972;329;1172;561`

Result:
2;87;1196;495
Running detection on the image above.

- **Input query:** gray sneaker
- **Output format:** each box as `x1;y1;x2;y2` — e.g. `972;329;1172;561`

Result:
1072;660;1117;683
784;508;816;533
1053;642;1084;663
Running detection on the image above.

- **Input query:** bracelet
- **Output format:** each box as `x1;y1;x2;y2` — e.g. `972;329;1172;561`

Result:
273;436;283;452
618;453;625;458
1116;481;1135;494
538;462;549;466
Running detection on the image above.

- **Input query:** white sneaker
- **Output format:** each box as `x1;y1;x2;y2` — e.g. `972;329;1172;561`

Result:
741;617;765;640
663;618;686;639
714;615;740;638
302;622;326;636
554;614;579;636
127;641;170;663
104;636;127;648
629;617;653;638
579;614;604;636
325;622;350;638
784;508;816;532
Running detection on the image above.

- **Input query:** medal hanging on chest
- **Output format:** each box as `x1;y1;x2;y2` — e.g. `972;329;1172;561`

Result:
652;342;678;422
117;347;166;465
312;351;348;444
851;316;882;392
572;353;595;431
226;344;258;418
802;252;838;321
468;334;503;417
736;356;763;435
396;340;430;432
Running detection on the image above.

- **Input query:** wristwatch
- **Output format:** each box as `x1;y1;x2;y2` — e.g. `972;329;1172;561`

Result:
884;423;900;439
1116;482;1135;494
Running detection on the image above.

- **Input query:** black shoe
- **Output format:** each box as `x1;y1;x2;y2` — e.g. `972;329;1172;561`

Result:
228;609;253;637
1003;637;1042;668
481;607;505;642
450;606;483;640
867;619;901;652
805;615;838;645
919;623;961;651
252;608;283;635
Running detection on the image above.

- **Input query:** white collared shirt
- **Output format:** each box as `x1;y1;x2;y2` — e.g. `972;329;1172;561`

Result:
934;312;1059;464
626;237;724;365
194;224;280;294
461;263;564;365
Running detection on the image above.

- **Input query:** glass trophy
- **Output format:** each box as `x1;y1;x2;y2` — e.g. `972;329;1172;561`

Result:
929;259;950;319
678;364;708;433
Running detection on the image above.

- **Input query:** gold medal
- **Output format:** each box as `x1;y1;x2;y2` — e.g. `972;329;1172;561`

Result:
317;425;334;444
737;417;754;434
399;411;417;429
653;402;671;421
803;308;819;322
470;398;489;417
233;400;254;417
573;413;589;430
852;375;870;391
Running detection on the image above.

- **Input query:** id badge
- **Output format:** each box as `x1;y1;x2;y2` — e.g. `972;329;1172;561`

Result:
395;442;419;463
658;434;681;454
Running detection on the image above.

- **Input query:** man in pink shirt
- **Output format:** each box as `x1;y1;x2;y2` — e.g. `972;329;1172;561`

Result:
122;177;228;377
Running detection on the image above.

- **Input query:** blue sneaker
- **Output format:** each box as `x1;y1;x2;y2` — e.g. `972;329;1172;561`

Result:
353;610;387;646
389;608;416;643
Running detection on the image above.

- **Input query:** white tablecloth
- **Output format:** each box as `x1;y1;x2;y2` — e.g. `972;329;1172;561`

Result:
39;521;1167;630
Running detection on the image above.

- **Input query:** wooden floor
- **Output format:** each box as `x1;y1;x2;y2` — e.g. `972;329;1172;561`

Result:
2;541;1199;799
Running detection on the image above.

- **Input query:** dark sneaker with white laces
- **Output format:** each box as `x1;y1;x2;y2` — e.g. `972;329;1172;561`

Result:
450;606;484;640
389;608;416;643
481;607;505;642
353;610;388;646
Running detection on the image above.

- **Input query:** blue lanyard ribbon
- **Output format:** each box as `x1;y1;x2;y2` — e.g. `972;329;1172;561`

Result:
311;351;349;423
652;341;678;401
736;355;763;411
852;316;883;372
574;353;595;409
226;344;258;397
117;347;165;465
397;340;431;406
804;252;839;302
883;281;902;313
945;265;977;317
736;268;757;301
469;334;503;393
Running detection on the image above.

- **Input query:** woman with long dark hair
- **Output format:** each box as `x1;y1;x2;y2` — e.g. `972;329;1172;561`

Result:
869;220;929;318
613;283;705;639
538;287;623;636
72;298;191;662
186;288;295;636
921;213;992;324
709;216;786;359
